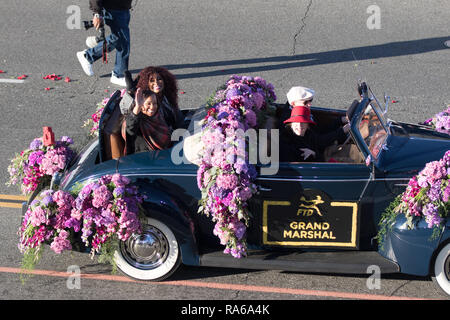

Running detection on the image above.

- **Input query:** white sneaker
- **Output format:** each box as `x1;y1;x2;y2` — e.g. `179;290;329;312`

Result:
76;51;94;76
110;73;126;86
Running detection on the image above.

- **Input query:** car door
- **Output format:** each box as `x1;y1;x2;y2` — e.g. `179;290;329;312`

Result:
248;161;373;250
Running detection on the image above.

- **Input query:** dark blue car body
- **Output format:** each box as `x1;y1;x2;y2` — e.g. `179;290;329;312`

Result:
51;84;450;293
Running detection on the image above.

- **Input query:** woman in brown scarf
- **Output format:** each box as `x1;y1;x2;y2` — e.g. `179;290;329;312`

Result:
121;88;173;154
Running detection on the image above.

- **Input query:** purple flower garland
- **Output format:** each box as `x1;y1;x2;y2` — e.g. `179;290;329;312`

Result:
197;75;276;258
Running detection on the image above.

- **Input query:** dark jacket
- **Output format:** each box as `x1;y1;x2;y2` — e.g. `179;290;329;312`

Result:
122;96;185;155
89;0;132;13
279;125;347;162
122;112;151;154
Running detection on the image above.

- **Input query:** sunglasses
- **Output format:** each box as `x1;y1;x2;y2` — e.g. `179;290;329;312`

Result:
304;99;313;105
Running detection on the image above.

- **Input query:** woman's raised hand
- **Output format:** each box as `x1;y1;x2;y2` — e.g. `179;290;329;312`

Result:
132;88;145;115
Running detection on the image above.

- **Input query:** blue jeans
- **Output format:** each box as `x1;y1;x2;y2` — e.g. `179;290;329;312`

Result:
85;9;130;78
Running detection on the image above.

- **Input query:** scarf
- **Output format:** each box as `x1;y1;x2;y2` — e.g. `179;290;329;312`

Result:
121;105;172;153
139;108;172;151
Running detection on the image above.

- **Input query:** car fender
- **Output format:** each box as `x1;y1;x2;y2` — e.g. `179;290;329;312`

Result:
380;214;449;276
129;178;200;267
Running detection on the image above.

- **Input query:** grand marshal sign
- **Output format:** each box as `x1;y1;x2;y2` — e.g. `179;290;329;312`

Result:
262;190;359;248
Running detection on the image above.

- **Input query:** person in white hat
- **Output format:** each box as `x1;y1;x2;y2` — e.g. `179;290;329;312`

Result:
277;86;315;129
286;86;315;108
278;86;350;162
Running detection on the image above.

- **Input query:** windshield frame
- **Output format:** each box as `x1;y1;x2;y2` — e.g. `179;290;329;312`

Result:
349;85;392;163
367;87;390;133
355;101;389;160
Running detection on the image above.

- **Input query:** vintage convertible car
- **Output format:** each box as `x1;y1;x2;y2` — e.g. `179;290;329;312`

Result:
45;82;450;295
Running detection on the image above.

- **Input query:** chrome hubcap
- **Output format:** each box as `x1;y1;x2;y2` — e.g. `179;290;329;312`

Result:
120;226;169;270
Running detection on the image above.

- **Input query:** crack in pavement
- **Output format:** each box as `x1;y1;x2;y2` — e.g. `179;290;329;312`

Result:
233;272;250;300
292;0;314;55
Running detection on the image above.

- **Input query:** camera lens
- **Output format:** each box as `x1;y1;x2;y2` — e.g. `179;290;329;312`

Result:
83;20;94;30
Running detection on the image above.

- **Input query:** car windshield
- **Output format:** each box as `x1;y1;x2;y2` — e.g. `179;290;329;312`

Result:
357;101;388;159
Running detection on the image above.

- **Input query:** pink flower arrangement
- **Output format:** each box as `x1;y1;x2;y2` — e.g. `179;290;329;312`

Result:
83;89;126;137
18;189;75;265
197;75;277;258
18;173;145;271
6;135;75;195
422;105;450;135
395;150;450;229
70;173;144;256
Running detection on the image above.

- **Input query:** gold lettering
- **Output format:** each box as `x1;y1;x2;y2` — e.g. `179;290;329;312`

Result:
284;221;336;240
297;208;316;216
283;230;292;238
322;231;336;239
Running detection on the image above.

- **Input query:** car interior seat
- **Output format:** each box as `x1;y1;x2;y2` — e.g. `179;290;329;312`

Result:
99;90;126;161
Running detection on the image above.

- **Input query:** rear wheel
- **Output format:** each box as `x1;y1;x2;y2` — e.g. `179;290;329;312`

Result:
114;217;181;281
432;243;450;296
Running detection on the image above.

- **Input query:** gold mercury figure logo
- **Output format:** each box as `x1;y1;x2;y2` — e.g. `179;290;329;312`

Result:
297;195;324;216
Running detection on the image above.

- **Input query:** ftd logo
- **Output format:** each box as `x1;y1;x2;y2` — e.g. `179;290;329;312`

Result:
297;196;324;217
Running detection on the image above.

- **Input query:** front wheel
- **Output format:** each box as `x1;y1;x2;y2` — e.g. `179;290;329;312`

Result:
432;242;450;296
114;217;181;281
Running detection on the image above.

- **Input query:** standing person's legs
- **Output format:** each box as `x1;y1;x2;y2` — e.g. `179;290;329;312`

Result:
81;9;130;77
108;9;131;78
84;10;119;64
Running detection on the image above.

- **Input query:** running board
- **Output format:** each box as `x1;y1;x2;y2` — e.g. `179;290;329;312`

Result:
199;250;399;274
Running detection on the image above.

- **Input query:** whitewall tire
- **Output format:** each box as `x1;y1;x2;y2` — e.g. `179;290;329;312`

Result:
432;242;450;296
114;217;181;281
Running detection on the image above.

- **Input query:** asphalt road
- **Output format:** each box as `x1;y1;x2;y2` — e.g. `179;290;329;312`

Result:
0;0;449;304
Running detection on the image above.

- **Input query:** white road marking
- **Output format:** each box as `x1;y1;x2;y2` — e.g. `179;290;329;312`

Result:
0;79;25;83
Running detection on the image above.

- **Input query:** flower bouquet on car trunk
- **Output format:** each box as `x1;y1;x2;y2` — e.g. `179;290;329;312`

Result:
6;127;75;195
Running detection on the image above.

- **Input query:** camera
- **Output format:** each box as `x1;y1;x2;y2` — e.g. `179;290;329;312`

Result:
83;19;106;48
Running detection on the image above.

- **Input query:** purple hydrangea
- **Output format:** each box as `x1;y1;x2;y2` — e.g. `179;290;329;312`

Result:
197;75;276;258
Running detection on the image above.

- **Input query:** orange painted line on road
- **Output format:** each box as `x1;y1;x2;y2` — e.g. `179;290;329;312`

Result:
0;194;27;208
0;266;429;300
0;194;28;201
0;202;23;208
